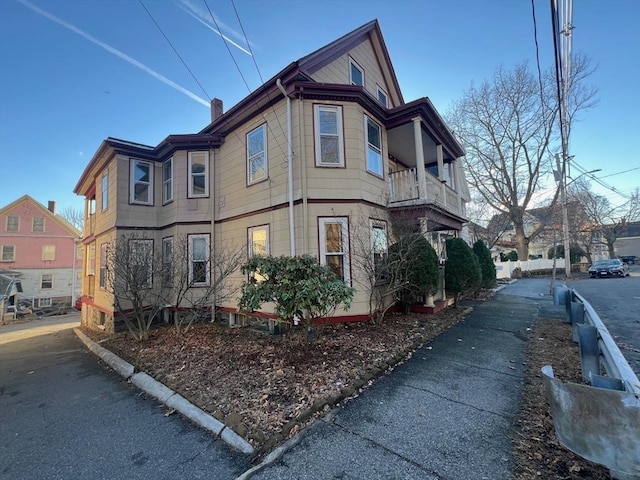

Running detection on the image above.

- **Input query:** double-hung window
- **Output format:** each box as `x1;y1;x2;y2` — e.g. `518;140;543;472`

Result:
41;273;53;289
87;244;96;275
6;216;19;232
319;217;350;284
130;160;153;205
247;125;267;184
248;225;269;257
349;57;364;86
1;245;15;262
101;171;108;211
314;105;344;167
371;221;388;281
376;85;388;107
42;245;56;261
99;243;107;289
130;239;153;289
188;152;209;197
33;217;45;232
163;158;173;203
365;116;383;177
162;237;173;287
189;234;210;286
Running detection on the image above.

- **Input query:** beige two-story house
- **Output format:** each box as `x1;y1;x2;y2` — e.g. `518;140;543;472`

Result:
74;20;470;332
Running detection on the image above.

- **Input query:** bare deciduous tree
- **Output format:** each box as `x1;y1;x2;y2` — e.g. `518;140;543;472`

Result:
569;183;640;259
59;206;84;231
448;56;596;259
105;234;163;341
105;232;245;340
162;235;244;335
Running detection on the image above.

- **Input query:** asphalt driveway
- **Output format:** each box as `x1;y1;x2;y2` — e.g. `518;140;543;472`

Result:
0;315;249;480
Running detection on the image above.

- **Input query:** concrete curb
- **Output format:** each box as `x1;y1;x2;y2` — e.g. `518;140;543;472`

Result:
73;328;254;455
74;328;135;378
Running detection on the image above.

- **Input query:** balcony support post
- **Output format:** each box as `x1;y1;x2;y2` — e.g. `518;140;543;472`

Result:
412;117;427;200
437;144;446;206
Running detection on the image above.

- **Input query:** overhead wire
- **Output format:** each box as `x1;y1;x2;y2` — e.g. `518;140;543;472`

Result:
138;0;211;101
202;0;289;162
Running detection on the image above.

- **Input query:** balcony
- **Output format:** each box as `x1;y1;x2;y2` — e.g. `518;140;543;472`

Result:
388;168;464;219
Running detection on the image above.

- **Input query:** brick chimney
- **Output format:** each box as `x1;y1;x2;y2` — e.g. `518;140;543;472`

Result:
47;201;56;214
211;98;223;122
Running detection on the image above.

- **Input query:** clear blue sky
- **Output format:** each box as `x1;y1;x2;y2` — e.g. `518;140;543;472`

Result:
1;0;638;213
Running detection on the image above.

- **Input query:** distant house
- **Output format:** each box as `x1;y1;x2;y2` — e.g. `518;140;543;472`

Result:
0;195;82;310
74;20;471;333
614;221;640;257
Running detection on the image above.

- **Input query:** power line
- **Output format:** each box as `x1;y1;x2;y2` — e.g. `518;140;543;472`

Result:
531;0;546;110
202;0;288;161
598;167;640;179
138;0;211;101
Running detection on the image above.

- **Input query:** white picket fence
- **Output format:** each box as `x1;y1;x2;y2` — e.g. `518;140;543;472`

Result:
495;258;566;279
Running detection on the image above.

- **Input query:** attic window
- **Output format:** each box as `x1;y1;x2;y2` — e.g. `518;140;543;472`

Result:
376;85;388;107
349;58;364;87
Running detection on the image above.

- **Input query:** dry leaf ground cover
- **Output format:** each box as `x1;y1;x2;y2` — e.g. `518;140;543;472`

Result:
82;294;613;478
86;307;469;452
513;317;610;479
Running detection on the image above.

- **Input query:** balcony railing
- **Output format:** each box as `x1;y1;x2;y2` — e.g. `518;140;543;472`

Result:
388;168;463;218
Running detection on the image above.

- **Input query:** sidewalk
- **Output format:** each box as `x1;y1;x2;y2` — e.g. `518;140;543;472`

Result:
245;279;556;480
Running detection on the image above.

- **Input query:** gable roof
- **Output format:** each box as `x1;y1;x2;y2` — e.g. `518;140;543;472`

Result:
0;195;81;238
297;19;404;105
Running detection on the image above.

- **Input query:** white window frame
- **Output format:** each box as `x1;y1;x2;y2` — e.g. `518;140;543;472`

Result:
42;245;56;261
130;159;154;205
370;220;388;281
314;105;344;167
162;237;173;287
38;298;52;308
248;225;270;257
130;239;154;289
188;151;209;198
87;243;96;276
32;217;45;232
319;217;350;284
247;125;268;185
1;245;15;262
99;243;107;289
376;85;388;107
163;158;173;203
41;273;53;289
349;57;364;87
6;216;19;232
101;171;108;211
365;115;383;177
188;234;210;286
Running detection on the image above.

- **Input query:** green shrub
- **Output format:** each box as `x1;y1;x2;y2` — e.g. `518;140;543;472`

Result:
473;239;496;289
445;238;481;307
388;234;440;312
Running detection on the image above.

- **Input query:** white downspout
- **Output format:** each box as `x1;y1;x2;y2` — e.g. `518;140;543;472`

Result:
277;78;295;256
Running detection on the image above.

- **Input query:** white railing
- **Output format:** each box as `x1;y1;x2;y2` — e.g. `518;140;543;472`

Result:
388;169;418;202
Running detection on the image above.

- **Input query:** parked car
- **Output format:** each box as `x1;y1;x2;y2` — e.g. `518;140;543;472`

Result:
618;255;638;265
588;259;630;278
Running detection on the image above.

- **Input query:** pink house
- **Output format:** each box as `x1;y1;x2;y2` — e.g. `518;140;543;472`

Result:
0;195;82;310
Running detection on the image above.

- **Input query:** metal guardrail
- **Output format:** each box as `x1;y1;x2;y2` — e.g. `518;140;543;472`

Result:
545;286;640;479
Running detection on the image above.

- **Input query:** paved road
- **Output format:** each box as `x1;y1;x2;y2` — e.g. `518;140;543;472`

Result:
0;315;249;480
566;263;640;376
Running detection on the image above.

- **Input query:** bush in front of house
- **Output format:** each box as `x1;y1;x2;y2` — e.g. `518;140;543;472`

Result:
473;239;497;289
445;238;482;307
389;234;440;312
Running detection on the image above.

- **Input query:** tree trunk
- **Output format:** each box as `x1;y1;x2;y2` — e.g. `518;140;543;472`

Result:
513;224;530;261
607;241;616;259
